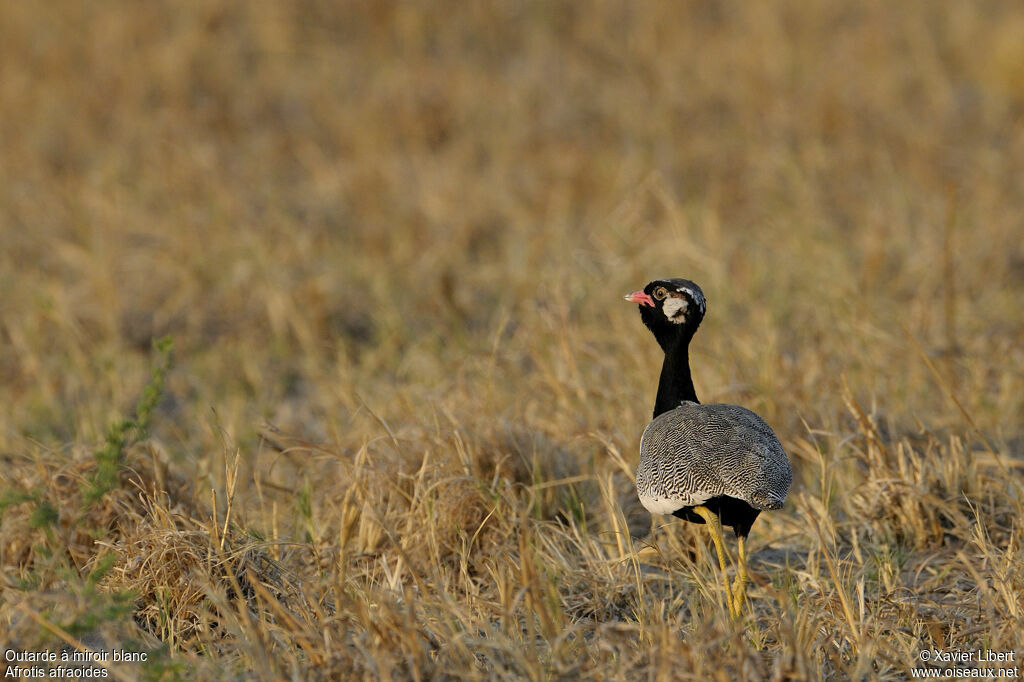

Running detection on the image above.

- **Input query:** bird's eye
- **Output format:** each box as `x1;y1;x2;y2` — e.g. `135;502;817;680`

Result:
653;287;668;300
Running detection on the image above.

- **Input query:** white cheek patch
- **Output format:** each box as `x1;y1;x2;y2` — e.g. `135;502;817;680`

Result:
661;296;689;323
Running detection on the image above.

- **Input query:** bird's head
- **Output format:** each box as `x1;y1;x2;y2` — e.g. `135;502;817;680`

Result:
624;278;706;349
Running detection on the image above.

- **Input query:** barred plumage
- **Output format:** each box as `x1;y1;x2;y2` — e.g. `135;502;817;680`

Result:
637;401;792;521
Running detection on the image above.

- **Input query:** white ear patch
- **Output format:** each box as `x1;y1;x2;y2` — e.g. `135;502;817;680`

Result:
680;287;706;315
661;295;689;323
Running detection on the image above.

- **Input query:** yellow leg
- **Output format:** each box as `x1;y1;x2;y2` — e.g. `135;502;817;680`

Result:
692;505;737;619
733;534;748;613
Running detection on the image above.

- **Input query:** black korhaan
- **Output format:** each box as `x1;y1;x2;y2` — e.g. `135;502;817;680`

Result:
625;278;792;619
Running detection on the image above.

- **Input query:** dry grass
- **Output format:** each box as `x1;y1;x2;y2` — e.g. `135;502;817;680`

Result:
2;1;1023;679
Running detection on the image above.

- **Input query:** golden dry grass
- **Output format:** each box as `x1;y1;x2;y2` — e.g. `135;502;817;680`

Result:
1;1;1023;680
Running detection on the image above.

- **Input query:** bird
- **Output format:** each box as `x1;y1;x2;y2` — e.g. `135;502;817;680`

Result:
624;278;792;619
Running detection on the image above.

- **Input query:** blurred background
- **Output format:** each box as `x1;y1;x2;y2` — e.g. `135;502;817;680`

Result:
3;2;1024;675
2;0;1022;490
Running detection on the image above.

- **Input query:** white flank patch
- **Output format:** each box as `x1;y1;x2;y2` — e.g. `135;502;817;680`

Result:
661;296;688;323
639;491;711;515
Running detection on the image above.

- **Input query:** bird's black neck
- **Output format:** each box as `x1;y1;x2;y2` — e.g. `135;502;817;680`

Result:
653;334;699;418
